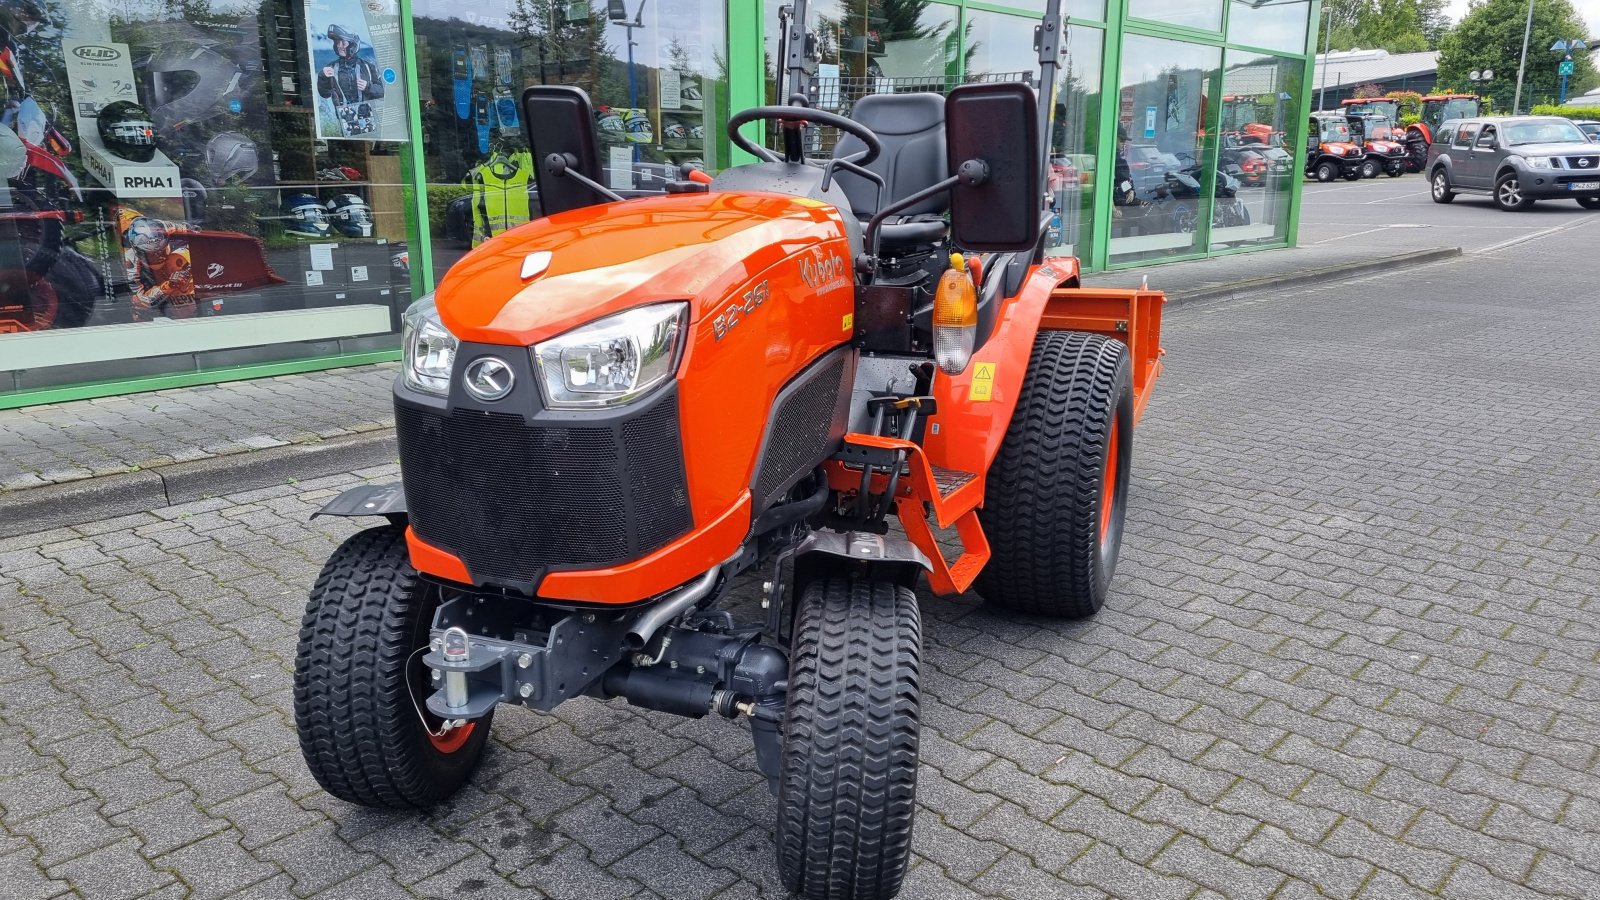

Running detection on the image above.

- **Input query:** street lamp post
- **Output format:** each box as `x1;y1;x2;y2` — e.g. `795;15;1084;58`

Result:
1552;38;1589;105
607;0;649;161
1317;1;1334;111
1512;0;1535;115
1468;68;1494;110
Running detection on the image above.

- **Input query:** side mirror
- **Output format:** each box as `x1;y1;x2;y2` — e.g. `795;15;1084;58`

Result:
945;82;1040;253
522;85;606;217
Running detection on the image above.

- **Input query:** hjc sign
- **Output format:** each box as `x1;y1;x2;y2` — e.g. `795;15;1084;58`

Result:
72;45;121;61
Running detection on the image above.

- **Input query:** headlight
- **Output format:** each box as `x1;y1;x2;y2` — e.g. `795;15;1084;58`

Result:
1328;146;1345;155
1524;156;1552;169
402;294;458;396
533;302;686;408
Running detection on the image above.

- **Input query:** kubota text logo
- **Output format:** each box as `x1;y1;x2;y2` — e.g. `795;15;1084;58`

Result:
72;45;121;61
798;251;847;291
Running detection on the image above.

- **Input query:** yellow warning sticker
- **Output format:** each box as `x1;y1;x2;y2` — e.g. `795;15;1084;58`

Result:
970;361;996;401
842;312;854;333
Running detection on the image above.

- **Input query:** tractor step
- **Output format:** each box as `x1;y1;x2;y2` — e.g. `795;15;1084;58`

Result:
930;465;977;500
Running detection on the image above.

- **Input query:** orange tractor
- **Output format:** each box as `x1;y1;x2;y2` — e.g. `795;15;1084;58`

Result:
291;0;1163;896
1406;94;1482;171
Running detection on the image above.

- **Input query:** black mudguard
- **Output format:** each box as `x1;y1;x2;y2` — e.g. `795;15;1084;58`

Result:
312;482;408;525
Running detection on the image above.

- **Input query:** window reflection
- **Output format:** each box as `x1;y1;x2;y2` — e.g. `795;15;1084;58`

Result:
416;0;729;279
1226;0;1310;54
1211;52;1301;250
1109;36;1220;263
1127;0;1223;34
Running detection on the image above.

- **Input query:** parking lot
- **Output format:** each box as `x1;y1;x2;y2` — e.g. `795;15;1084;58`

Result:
1298;170;1600;253
3;177;1599;899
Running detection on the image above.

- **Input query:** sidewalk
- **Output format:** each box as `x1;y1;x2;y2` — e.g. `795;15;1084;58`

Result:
0;241;1458;536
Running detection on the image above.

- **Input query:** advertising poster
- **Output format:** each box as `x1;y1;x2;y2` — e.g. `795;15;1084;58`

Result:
304;0;406;141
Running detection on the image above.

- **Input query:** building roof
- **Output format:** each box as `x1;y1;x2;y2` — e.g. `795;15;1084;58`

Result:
1312;48;1440;90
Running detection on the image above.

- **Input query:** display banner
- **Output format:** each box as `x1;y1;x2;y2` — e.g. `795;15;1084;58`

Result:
304;0;407;141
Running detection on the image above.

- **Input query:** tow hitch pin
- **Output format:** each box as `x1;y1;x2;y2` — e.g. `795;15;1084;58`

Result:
441;627;471;711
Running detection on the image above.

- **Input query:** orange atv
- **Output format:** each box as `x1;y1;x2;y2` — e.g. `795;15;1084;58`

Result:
291;0;1163;896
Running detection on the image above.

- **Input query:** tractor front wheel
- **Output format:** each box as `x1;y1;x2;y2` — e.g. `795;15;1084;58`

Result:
293;525;493;809
976;331;1132;618
1314;161;1337;182
777;575;921;900
1360;159;1380;179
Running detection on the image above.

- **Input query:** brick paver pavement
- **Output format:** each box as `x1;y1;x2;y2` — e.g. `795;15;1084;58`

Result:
2;232;1598;899
0;365;398;492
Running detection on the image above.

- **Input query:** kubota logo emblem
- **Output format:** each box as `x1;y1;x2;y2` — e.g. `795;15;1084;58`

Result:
463;357;514;401
72;45;120;61
799;251;846;290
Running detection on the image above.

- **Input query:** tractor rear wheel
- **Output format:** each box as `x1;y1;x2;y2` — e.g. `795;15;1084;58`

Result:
293;525;492;809
976;331;1132;619
777;575;921;900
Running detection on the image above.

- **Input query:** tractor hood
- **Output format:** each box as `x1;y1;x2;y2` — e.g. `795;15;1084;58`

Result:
435;191;851;347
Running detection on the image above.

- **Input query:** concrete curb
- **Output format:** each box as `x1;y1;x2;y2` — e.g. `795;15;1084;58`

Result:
0;430;398;539
1158;246;1463;308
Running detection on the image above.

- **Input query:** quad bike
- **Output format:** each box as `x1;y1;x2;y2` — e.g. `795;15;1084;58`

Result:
293;0;1164;896
1346;113;1407;178
1305;113;1366;182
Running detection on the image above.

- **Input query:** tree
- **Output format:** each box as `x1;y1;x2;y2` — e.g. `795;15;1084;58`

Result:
1320;0;1442;53
1436;0;1595;108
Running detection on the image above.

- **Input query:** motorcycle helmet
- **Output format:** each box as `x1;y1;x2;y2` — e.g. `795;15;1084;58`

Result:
180;177;208;224
141;42;246;132
327;24;361;56
205;131;258;185
97;101;158;162
125;216;169;253
282;193;329;238
325;193;373;237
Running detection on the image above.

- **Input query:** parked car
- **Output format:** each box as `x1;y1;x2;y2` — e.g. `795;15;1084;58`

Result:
1426;115;1600;211
1573;120;1600;141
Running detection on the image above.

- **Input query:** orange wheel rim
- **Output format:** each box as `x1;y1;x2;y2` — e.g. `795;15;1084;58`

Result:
428;721;475;754
1099;417;1120;541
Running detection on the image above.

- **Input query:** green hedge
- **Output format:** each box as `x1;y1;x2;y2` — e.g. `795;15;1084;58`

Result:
1530;104;1600;119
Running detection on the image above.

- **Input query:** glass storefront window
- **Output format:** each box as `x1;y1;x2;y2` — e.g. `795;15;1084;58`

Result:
1109;35;1219;264
1227;0;1310;54
1212;52;1300;250
765;0;959;153
415;0;729;281
1127;0;1223;33
0;0;418;396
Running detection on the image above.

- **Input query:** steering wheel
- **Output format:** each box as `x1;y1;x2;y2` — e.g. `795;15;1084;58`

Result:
727;105;882;167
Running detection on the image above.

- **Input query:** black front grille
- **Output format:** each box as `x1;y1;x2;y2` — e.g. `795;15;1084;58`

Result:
1563;156;1600;171
751;351;848;511
396;392;691;592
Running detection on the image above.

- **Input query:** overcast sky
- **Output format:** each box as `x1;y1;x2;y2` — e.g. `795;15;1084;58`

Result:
1442;0;1600;36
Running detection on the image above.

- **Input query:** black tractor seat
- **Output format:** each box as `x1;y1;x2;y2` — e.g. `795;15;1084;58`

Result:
831;93;949;253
